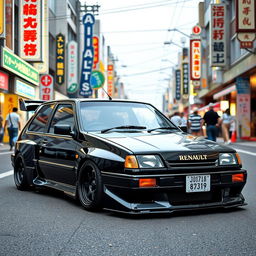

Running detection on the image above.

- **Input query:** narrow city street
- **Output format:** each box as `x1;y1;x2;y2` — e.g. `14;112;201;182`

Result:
0;142;255;256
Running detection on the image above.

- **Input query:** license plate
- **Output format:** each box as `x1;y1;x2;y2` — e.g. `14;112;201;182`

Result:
186;175;210;193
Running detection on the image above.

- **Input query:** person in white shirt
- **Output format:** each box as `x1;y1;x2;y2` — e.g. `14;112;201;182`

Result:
221;108;233;144
4;107;21;151
170;112;181;127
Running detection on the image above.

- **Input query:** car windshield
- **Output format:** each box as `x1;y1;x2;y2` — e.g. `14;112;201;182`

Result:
80;101;177;132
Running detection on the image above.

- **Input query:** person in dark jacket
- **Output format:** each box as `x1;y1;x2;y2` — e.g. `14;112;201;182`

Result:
202;103;221;142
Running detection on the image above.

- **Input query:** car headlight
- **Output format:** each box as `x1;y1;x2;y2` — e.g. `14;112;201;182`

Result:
136;155;164;168
219;153;238;165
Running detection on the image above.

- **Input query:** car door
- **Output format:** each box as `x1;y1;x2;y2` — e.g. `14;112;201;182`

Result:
38;103;78;186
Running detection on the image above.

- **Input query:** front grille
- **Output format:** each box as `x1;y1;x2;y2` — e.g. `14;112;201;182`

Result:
167;159;218;168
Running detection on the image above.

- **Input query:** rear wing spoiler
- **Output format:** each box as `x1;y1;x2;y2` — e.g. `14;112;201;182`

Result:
19;98;44;111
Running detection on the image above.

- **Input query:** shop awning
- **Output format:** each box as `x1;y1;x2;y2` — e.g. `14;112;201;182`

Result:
213;85;236;100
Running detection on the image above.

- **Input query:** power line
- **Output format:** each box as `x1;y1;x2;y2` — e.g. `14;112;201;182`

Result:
123;66;173;77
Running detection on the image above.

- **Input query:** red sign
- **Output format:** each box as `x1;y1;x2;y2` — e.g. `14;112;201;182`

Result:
192;25;201;35
0;71;9;90
93;36;99;69
107;64;114;97
190;39;201;81
40;74;53;101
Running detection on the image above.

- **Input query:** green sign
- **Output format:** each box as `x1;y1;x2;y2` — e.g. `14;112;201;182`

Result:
67;83;78;94
90;71;105;89
1;47;39;85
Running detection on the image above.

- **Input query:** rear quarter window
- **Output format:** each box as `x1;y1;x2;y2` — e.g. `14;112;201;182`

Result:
28;104;54;133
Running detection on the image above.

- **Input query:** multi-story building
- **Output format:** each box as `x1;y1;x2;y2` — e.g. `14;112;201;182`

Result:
197;0;256;140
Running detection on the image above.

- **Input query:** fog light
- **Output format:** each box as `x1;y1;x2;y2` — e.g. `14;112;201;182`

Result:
139;178;156;187
232;173;244;183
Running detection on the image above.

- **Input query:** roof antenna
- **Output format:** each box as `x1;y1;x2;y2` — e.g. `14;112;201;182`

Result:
101;87;112;100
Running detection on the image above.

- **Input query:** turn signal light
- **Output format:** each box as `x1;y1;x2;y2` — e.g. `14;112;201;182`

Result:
235;153;242;165
232;173;244;183
124;155;139;168
139;178;156;188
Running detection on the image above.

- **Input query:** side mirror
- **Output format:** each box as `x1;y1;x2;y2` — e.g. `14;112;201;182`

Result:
54;124;72;136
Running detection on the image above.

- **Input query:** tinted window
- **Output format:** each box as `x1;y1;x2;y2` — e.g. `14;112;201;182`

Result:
80;102;174;132
49;104;75;134
28;104;54;132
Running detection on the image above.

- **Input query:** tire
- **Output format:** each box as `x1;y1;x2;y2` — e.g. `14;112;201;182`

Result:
77;161;103;211
14;155;30;190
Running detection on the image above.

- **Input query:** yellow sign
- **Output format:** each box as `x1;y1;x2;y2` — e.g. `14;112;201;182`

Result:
0;0;4;35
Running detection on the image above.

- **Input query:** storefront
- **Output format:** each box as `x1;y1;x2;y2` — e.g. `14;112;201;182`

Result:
0;47;39;142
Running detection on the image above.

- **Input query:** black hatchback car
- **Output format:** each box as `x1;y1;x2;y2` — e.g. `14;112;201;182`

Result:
12;99;247;214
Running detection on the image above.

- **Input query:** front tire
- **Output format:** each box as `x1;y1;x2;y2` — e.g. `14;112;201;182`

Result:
14;155;30;190
77;161;103;211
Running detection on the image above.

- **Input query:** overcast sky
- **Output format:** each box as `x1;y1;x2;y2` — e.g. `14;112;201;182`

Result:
82;0;201;110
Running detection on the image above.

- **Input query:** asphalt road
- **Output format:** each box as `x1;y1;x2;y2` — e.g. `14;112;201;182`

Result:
0;143;256;256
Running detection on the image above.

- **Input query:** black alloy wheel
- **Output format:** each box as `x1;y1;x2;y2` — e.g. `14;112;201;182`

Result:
14;156;29;190
77;161;103;211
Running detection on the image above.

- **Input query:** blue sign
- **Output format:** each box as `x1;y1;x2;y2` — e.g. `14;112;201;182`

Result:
79;14;95;97
236;77;250;94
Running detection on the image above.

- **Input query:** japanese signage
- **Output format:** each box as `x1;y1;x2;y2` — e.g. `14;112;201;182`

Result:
0;0;5;37
67;41;78;94
1;47;39;85
15;79;36;99
79;13;95;97
33;0;49;73
0;71;8;90
236;0;256;48
182;63;189;95
210;4;227;67
93;36;99;70
107;64;114;97
190;39;201;81
40;74;53;100
236;77;251;138
19;0;43;61
56;33;65;85
5;0;14;50
175;69;181;101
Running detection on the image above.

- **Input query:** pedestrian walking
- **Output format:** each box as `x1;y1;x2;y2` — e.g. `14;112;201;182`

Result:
170;112;181;127
180;112;188;132
202;103;221;142
4;107;21;151
0;113;4;146
188;108;203;136
221;108;233;144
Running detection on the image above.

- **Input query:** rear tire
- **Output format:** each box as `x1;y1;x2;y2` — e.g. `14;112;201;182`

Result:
77;161;103;211
14;155;30;190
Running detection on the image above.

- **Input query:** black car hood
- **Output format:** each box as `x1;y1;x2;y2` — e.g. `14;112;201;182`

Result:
94;131;234;154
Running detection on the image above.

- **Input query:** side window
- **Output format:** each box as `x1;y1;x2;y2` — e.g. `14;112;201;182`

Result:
49;104;75;134
28;104;54;132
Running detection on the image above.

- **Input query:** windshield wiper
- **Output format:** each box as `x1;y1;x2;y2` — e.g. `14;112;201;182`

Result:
147;127;178;133
101;125;147;134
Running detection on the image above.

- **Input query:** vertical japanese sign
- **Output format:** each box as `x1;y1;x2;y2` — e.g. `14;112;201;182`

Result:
182;63;189;96
79;14;95;97
236;0;256;48
236;77;251;138
190;39;201;81
5;0;14;49
33;0;49;73
0;0;5;37
56;33;65;85
40;74;54;101
210;4;226;67
175;69;181;101
0;71;8;90
19;0;43;61
93;36;99;70
107;64;114;97
67;41;78;94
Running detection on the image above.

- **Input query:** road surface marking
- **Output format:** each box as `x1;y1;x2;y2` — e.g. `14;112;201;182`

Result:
236;149;256;156
0;151;13;155
0;170;13;179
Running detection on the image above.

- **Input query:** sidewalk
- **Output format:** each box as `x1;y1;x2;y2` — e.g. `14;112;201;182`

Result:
217;138;256;148
0;144;11;151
